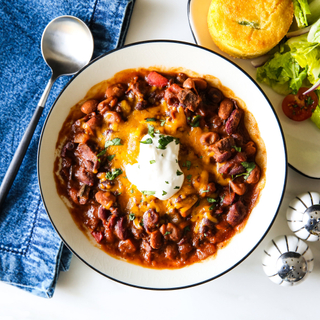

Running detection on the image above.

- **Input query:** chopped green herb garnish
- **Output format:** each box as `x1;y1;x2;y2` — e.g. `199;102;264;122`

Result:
161;154;164;157
233;146;241;152
142;190;156;196
105;168;123;180
157;135;174;150
306;96;314;106
162;190;167;196
194;199;200;207
238;20;260;29
174;138;180;145
183;160;192;170
105;138;122;148
140;138;153;144
186;174;192;181
150;160;156;164
207;198;217;203
145;118;157;122
183;226;191;235
175;159;178;163
209;205;215;210
107;154;115;161
174;186;180;189
129;213;135;221
190;115;202;127
236;162;256;180
164;231;171;236
165;181;169;184
148;124;155;138
201;189;210;193
160;119;166;126
130;188;134;194
97;149;107;158
176;170;183;176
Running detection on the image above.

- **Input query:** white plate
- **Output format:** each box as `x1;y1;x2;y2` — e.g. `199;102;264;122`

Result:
188;0;320;179
38;41;286;289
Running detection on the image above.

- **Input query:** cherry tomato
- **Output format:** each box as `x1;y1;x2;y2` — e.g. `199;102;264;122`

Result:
282;87;318;121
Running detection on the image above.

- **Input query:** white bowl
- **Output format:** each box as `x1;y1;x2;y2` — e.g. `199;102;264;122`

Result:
38;41;287;289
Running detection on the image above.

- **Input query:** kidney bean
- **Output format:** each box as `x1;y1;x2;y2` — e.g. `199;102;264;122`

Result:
179;242;193;255
166;223;182;242
226;201;247;227
143;209;160;233
218;98;234;120
95;191;116;209
81;100;99;114
114;216;128;240
207;87;223;104
225;109;242;135
165;243;179;260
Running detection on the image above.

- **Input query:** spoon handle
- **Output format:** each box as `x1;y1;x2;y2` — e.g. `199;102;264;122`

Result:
0;76;55;209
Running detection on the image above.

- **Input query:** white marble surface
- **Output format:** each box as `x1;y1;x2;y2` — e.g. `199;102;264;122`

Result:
1;1;320;319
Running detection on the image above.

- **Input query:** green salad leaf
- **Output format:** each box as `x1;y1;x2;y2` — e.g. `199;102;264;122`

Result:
293;0;311;28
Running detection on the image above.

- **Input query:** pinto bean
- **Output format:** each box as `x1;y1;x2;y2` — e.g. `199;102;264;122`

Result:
218;98;234;120
103;111;122;124
178;242;193;255
246;165;261;184
150;230;162;249
197;243;216;260
105;83;126;99
118;239;137;254
143;209;160;233
97;97;114;112
207;87;223;104
81;100;99;114
225;109;242;135
230;181;246;195
243;141;256;158
95;191;116;209
166;223;182;242
200;132;220;146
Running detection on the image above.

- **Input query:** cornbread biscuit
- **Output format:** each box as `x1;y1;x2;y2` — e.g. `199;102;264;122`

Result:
207;0;293;59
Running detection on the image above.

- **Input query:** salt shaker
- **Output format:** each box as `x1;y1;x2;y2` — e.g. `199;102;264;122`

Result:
262;235;314;286
286;191;320;241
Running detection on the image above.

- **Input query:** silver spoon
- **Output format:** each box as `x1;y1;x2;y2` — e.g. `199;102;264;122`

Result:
0;15;94;208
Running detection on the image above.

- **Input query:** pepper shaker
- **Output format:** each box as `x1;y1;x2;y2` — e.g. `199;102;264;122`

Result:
262;235;314;286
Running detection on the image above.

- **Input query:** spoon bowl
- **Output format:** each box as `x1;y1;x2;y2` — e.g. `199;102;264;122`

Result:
0;15;94;208
42;16;94;76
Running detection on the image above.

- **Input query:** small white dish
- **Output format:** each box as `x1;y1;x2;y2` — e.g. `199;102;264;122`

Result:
188;0;320;179
38;41;286;289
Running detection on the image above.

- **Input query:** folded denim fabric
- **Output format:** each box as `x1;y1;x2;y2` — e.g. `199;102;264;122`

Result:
0;0;135;298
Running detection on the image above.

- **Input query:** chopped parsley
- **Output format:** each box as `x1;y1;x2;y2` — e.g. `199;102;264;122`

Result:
160;119;166;126
236;162;256;180
305;96;314;106
107;154;115;161
207;198;217;203
190;115;202;127
130;188;134;194
174;186;180;189
201;189;210;193
145;118;157;122
165;181;169;184
183;160;192;170
148;124;155;138
233;146;241;152
105;138;122;148
186;174;192;182
209;205;215;210
140;138;153;144
97;149;107;158
164;231;171;236
105;168;123;180
162;190;167;196
129;213;135;221
176;170;183;176
142;190;156;196
150;160;156;164
157;135;174;150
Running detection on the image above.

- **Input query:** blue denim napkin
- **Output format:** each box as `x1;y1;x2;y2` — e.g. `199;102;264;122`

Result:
0;0;135;298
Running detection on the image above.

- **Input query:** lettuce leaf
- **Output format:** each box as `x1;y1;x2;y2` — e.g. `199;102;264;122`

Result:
256;51;307;94
293;0;311;28
308;18;320;43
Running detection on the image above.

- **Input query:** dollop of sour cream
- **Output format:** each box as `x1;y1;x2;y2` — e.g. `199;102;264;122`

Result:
125;133;184;200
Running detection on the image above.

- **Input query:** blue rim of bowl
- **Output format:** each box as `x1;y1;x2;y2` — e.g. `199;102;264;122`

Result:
187;0;319;180
37;39;288;290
